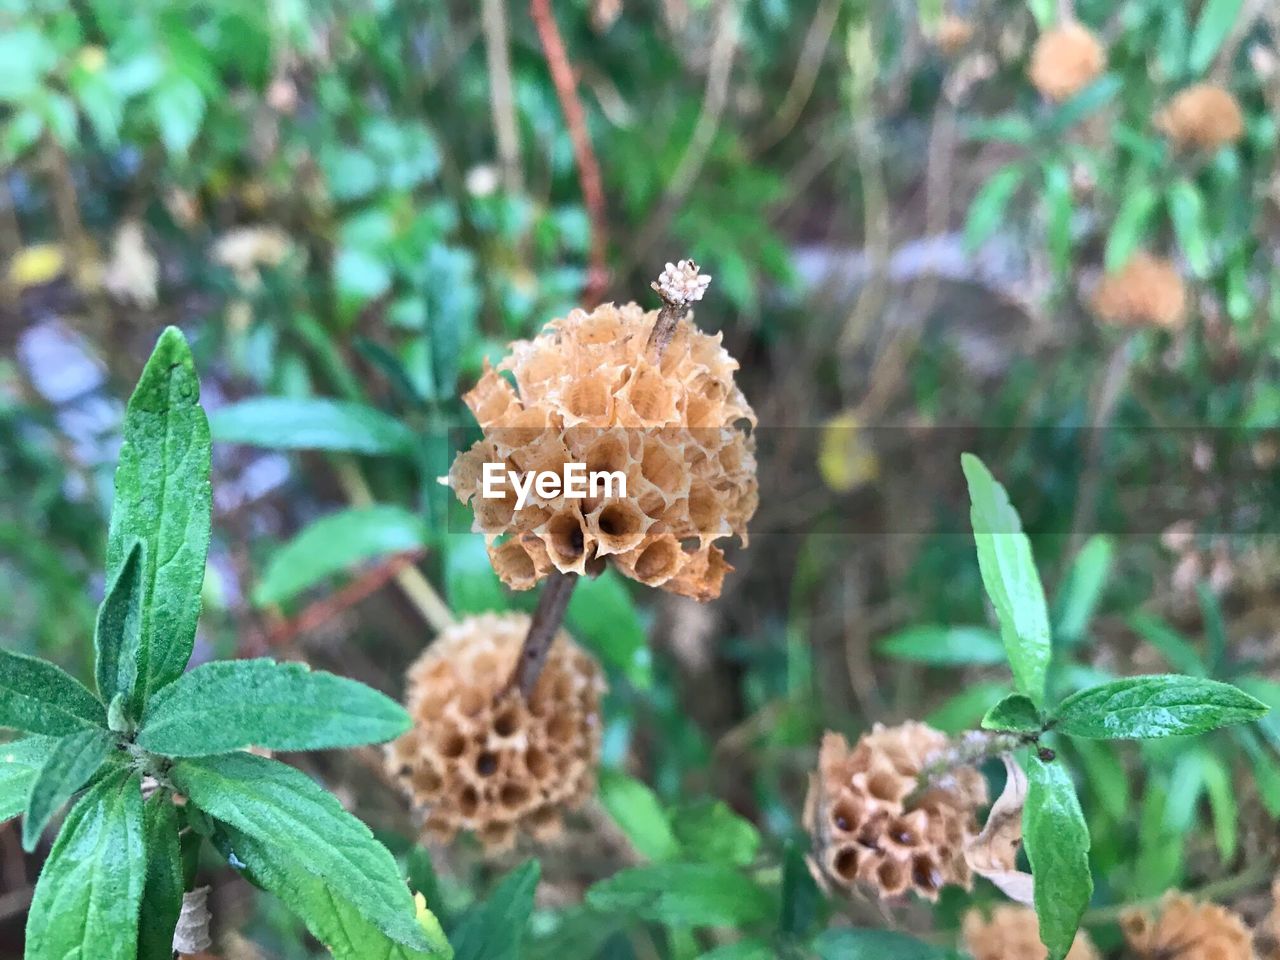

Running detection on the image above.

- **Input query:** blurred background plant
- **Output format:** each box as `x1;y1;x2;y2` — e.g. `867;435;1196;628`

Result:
2;0;1280;956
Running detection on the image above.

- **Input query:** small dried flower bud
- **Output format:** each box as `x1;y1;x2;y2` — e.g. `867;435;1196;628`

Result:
1028;23;1106;102
652;259;711;307
387;613;606;852
1155;83;1245;152
964;905;1099;960
803;723;987;901
1090;253;1187;330
1121;893;1254;960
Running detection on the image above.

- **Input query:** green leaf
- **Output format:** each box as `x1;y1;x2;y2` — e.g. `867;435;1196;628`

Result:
961;453;1052;707
982;694;1043;734
1105;185;1159;271
586;863;773;928
1043;161;1074;276
22;726;115;851
876;625;1007;666
779;843;824;940
1199;750;1237;860
670;801;761;868
1052;535;1113;647
138;659;409;756
1069;739;1128;822
138;795;184;960
25;769;146;960
698;941;775;960
567;569;651;687
1041;75;1122;135
813;929;948;960
0;649;106;735
1188;0;1245;75
1127;614;1206;676
443;534;509;615
211;397;416;456
151;73;204;155
1197;584;1228;675
1236;676;1280;750
1236;728;1280;818
169;752;428;949
105;327;212;702
1051;675;1268;739
964;166;1024;251
253;506;428;606
451;861;539;960
925;682;1010;734
0;736;55;823
1025;756;1092;960
94;538;145;714
1168;180;1211;278
216;824;451;959
598;770;679;861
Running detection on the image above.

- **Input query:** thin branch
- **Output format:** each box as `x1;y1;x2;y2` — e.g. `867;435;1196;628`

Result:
481;0;524;195
752;0;841;152
1082;860;1274;926
530;0;609;306
509;569;578;698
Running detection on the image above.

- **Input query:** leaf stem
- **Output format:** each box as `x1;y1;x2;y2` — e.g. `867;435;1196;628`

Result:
906;730;1027;805
1080;860;1274;926
509;570;578;698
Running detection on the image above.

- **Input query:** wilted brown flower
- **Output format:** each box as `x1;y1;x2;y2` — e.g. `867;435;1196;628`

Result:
449;300;758;601
1091;253;1187;330
963;905;1100;960
1122;892;1255;960
1028;23;1105;102
387;612;605;852
1156;84;1245;151
803;723;987;901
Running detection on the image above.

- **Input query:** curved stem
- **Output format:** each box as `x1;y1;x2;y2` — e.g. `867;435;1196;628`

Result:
509;570;579;697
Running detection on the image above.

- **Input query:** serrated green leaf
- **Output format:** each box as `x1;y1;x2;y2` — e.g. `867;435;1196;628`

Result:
1105;186;1159;271
670;801;761;868
1168;180;1211;277
94;539;145;715
25;769;146;960
169;752;429;949
22;726;115;851
1053;535;1113;647
451;861;539;960
105;326;212;703
253;506;428;607
982;694;1043;734
1051;675;1268;739
813;929;948;959
0;736;55;822
876;625;1007;666
599;770;679;861
0;649;106;736
586;863;772;928
965;166;1024;251
138;795;184;960
216;824;451;959
211;397;416;456
1025;756;1092;960
137;659;409;756
961;454;1052;707
1188;0;1245;75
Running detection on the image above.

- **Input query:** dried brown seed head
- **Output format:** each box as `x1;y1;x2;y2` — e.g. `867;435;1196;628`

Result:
1155;84;1246;152
1121;892;1254;960
963;905;1099;960
1028;23;1105;102
386;612;606;852
804;723;987;901
1091;253;1187;330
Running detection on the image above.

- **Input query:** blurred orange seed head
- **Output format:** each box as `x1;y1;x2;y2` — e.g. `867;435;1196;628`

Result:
963;905;1099;960
1028;23;1105;102
1091;253;1187;330
1155;83;1245;151
1121;892;1254;960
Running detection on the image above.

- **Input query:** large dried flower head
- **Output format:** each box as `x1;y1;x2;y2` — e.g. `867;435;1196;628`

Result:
449;296;758;601
1028;23;1105;102
1122;892;1254;960
386;612;606;852
803;723;987;901
1156;83;1246;152
1091;252;1187;330
964;906;1100;960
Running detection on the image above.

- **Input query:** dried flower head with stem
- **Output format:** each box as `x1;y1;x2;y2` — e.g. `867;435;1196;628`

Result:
1091;252;1188;330
1028;22;1106;102
1155;83;1246;152
1122;892;1255;960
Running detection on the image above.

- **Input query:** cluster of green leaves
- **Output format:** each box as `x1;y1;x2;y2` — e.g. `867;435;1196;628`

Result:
0;329;450;960
956;454;1267;960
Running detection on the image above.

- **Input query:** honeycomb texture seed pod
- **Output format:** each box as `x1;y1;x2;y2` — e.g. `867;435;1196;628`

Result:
1091;253;1187;330
1155;83;1246;152
386;612;606;852
963;906;1100;960
803;723;987;901
1028;23;1105;102
1121;892;1255;960
448;301;758;600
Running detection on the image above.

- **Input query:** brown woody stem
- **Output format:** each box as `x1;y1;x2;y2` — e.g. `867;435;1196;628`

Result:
510;570;579;698
905;731;1026;806
645;302;689;358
